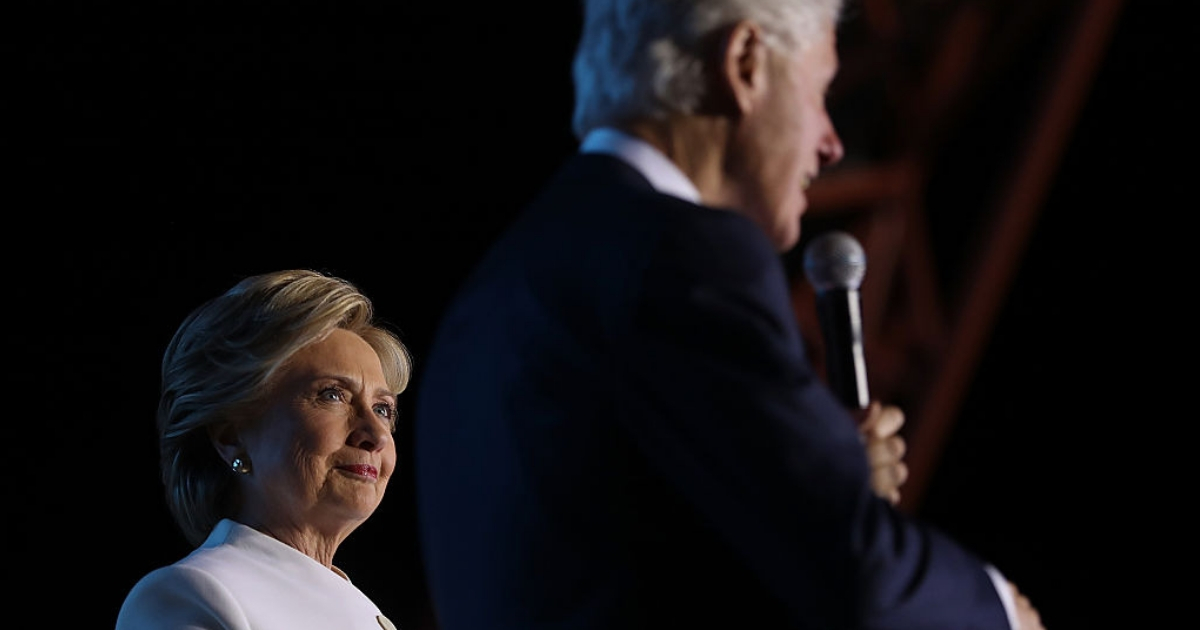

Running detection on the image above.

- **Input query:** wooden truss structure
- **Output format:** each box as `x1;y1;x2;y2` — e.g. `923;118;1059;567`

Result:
790;0;1127;511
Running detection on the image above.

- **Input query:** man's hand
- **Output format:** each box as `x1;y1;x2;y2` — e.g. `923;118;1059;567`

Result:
857;401;908;505
1009;581;1046;630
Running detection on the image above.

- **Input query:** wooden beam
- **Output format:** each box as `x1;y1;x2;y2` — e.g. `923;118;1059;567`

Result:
900;0;1127;512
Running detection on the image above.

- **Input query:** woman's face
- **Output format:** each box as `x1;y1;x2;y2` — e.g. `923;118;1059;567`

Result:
236;328;398;536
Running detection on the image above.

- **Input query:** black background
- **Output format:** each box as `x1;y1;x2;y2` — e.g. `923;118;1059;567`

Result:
12;1;1180;628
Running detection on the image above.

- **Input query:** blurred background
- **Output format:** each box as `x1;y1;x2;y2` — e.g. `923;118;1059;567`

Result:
13;0;1179;627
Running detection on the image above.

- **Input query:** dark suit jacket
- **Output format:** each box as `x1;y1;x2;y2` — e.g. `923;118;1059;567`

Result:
415;152;1011;629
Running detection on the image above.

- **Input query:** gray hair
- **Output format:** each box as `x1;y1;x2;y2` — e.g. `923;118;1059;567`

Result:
157;269;413;546
571;0;845;138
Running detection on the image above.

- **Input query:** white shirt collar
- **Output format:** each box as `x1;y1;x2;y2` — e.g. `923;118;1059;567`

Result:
579;127;702;204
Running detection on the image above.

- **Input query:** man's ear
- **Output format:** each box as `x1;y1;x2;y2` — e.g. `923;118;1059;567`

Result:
208;422;244;467
721;20;770;114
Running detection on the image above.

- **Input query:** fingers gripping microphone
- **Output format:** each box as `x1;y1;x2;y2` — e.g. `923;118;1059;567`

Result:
803;231;870;410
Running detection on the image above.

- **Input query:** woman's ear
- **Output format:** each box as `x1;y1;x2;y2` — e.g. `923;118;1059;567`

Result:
208;422;243;468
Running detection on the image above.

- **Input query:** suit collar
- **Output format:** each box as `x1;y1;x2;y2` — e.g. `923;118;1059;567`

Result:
579;127;702;204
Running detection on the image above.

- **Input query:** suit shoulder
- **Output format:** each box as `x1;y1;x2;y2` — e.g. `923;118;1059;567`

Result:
645;202;785;289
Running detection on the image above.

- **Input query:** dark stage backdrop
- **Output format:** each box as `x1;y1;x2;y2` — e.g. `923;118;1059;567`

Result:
12;2;1177;628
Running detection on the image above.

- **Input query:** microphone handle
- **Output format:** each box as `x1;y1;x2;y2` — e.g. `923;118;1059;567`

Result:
814;288;870;410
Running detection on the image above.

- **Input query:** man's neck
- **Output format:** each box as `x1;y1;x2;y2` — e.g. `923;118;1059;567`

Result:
620;117;730;206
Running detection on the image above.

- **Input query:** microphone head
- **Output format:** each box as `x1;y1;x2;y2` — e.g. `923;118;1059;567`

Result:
803;230;866;292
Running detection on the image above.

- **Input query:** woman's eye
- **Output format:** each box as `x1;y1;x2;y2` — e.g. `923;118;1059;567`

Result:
319;386;346;402
375;403;399;432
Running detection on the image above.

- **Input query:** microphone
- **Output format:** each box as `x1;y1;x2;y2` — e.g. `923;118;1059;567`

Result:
803;230;870;410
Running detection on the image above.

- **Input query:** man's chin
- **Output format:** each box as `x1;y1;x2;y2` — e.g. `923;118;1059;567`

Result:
774;224;802;253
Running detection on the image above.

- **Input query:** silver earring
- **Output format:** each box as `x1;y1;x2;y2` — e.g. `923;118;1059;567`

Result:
231;457;250;474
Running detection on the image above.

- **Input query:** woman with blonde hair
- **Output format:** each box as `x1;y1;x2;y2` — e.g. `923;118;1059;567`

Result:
117;269;411;630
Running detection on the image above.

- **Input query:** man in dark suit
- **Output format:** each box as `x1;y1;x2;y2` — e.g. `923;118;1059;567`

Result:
414;0;1045;628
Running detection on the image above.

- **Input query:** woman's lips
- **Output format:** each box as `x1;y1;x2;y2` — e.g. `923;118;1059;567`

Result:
337;464;378;480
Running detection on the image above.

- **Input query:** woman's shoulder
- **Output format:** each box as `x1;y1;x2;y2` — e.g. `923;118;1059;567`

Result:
115;562;241;629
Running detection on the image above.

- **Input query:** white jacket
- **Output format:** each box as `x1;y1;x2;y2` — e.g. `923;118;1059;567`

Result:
115;519;397;630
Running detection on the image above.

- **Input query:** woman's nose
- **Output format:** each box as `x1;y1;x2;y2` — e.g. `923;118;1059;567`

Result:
349;406;391;452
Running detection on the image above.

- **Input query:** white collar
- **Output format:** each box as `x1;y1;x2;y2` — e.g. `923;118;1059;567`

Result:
579;127;702;204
